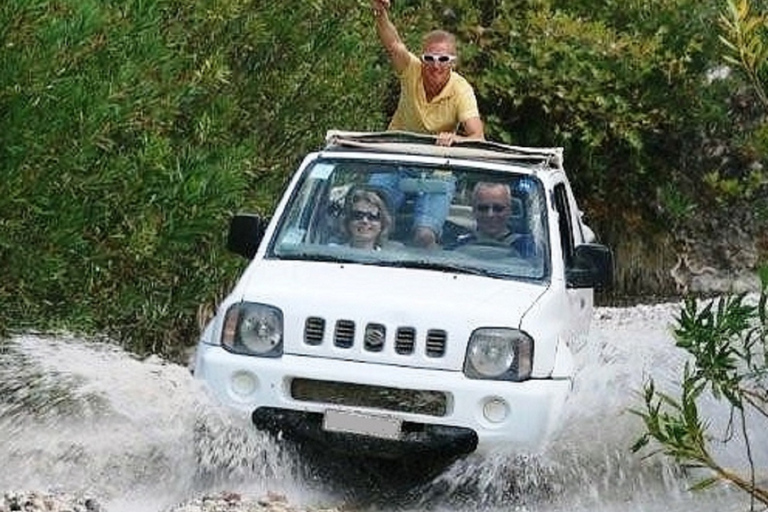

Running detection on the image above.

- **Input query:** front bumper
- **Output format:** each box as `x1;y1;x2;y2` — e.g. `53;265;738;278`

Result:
252;407;477;459
194;343;572;455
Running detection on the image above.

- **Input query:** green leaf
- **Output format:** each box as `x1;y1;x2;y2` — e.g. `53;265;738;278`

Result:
689;476;720;491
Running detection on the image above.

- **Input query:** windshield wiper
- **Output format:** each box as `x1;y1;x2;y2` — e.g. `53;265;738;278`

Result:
378;259;493;276
273;252;357;264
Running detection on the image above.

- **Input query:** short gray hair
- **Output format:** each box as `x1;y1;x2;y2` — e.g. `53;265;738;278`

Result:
471;182;511;206
422;30;457;53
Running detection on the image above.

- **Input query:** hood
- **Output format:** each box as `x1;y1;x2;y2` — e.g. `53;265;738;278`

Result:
229;259;547;371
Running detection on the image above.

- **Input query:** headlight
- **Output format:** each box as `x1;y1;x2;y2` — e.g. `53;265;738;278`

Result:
464;328;533;381
221;302;283;357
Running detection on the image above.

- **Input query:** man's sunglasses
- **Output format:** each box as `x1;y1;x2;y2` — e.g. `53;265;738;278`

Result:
351;210;381;222
421;54;456;65
476;203;509;214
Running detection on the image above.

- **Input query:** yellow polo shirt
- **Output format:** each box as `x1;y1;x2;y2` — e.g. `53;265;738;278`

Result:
388;53;480;134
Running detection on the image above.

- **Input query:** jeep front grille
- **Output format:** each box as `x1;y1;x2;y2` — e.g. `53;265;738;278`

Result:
301;317;447;357
395;327;416;354
334;319;355;348
426;329;447;357
304;317;325;345
291;378;448;417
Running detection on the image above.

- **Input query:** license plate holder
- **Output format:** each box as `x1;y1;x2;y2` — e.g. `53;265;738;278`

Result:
323;409;402;440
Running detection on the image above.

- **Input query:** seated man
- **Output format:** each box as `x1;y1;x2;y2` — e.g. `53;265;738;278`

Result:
451;181;537;257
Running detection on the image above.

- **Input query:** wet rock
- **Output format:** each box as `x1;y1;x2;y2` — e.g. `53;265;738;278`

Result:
1;493;107;512
670;209;764;295
1;491;343;512
164;491;343;512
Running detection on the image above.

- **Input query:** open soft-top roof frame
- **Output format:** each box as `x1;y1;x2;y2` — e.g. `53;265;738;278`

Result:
324;130;564;170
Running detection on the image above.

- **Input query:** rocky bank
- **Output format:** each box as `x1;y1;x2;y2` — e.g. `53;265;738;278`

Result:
1;491;341;512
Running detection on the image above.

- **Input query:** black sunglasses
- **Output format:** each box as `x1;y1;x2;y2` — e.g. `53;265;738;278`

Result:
351;210;381;222
476;203;508;214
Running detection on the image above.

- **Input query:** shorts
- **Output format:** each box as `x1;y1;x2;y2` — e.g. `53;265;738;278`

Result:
368;169;456;238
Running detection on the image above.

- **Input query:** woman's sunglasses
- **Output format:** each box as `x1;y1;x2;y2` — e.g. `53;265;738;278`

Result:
421;54;456;65
351;210;381;222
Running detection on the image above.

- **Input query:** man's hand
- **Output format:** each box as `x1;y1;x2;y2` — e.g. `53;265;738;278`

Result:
371;0;390;16
436;117;485;146
371;0;409;74
436;132;456;146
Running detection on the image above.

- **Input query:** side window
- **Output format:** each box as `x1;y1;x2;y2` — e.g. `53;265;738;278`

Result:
554;183;575;266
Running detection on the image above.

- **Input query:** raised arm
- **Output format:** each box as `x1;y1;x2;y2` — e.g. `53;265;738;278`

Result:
371;0;411;75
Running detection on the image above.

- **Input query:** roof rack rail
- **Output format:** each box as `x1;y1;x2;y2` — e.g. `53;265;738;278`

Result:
324;130;564;169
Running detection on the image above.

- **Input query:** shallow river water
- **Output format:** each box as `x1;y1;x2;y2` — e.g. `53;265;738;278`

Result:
0;300;764;512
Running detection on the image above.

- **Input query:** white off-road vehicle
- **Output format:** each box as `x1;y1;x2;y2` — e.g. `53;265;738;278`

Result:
193;131;612;461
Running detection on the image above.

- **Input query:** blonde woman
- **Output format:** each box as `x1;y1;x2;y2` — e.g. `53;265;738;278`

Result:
343;188;393;250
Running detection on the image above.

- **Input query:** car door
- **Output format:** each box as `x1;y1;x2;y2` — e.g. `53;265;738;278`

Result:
553;182;593;341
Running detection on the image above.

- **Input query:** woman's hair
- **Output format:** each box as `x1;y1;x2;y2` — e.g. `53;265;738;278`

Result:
342;187;393;244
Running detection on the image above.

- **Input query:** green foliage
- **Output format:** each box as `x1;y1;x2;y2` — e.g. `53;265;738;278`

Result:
713;0;768;212
0;0;388;357
632;279;768;504
657;184;697;227
674;293;761;404
417;0;765;241
630;366;712;466
1;0;767;355
703;167;768;203
719;0;768;108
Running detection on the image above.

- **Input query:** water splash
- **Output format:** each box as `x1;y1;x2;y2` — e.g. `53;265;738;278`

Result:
374;302;753;512
0;301;761;512
0;334;328;511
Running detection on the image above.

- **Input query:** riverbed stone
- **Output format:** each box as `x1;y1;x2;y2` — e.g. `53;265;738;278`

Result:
2;491;343;512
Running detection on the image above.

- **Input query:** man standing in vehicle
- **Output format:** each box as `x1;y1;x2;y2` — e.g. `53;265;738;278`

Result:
371;0;484;145
370;0;485;247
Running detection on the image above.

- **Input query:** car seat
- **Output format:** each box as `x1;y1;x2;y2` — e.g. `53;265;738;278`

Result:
508;195;538;258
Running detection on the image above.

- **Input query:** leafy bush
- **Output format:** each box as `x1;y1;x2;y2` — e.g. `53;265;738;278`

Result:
0;0;388;357
456;0;765;292
1;0;766;355
418;0;739;222
720;0;768;110
631;266;768;505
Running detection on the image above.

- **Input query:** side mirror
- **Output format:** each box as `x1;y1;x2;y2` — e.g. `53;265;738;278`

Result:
227;214;267;259
566;243;614;291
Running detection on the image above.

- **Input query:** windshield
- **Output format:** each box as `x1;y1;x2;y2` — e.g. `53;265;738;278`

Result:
267;159;550;281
